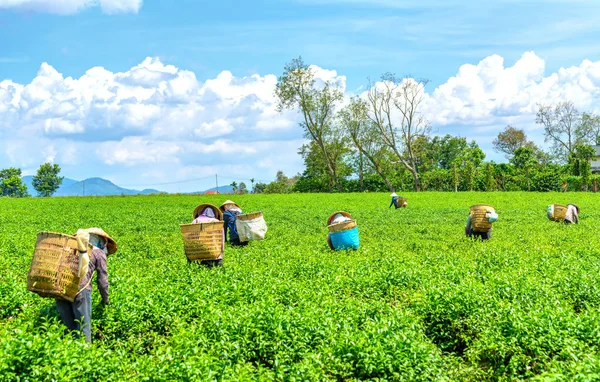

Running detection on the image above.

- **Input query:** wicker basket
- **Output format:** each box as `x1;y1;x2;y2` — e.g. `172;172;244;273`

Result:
237;211;263;222
27;232;89;302
180;222;224;261
328;219;357;233
327;211;353;225
470;204;495;232
398;197;407;208
549;204;567;222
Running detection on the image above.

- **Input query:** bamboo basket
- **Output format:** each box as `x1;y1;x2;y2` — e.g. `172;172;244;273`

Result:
237;211;263;222
549;204;567;222
327;211;353;225
470;204;495;232
328;219;357;233
180;222;224;261
398;197;407;207
27;232;89;302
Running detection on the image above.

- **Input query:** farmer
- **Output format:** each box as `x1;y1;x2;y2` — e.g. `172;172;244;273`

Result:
55;228;116;343
327;212;352;250
220;200;247;246
191;204;225;267
389;192;407;209
465;210;498;241
564;203;580;224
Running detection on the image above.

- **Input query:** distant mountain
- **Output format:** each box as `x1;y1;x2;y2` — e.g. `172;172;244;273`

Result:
22;175;78;196
21;176;161;197
200;185;235;194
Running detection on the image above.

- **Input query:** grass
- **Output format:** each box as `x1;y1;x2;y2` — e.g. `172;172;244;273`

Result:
1;192;600;381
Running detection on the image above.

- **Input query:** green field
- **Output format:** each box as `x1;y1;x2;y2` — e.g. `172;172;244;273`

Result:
2;193;600;381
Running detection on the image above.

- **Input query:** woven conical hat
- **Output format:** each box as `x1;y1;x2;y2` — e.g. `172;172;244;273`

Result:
193;203;223;221
76;227;117;255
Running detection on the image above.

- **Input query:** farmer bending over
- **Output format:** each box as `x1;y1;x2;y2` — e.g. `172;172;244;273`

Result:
191;204;225;267
465;211;498;241
389;192;407;209
56;228;116;343
220;200;247;246
564;203;580;224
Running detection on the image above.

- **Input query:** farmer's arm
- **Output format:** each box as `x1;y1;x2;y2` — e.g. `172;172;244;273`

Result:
95;251;110;304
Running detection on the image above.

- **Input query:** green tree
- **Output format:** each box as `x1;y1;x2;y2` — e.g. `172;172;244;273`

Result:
484;163;496;191
230;181;238;193
238;182;247;194
276;171;288;184
249;178;255;193
511;146;538;191
264;182;291;194
32;163;63;197
253;182;266;194
570;144;595;190
0;168;29;197
492;125;533;159
339;97;395;191
298;138;350;192
452;161;459;192
460;160;475;191
276;57;345;192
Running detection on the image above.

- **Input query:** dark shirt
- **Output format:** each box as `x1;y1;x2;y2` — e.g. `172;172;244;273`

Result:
77;248;109;304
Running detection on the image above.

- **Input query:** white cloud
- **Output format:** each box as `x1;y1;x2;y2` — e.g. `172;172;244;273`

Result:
2;52;600;190
425;51;600;127
0;0;142;14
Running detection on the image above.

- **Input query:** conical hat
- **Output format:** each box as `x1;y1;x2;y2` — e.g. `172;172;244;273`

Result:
390;192;398;197
220;200;240;211
76;227;117;255
327;211;352;225
192;203;223;220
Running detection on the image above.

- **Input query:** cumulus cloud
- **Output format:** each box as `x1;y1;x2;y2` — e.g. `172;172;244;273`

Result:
1;52;600;190
0;0;142;15
425;51;600;127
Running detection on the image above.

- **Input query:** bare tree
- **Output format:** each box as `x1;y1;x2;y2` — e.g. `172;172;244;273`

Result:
366;73;430;191
339;97;395;191
275;57;345;192
582;112;600;146
535;101;586;162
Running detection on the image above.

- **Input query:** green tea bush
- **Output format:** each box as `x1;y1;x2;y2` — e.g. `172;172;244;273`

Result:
1;192;600;380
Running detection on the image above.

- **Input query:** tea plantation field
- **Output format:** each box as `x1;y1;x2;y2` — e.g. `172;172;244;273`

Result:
2;192;600;381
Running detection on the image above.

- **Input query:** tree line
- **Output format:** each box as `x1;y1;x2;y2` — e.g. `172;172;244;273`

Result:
0;163;63;198
257;57;600;193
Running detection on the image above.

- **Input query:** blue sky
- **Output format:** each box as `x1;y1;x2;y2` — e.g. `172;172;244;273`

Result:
1;0;600;192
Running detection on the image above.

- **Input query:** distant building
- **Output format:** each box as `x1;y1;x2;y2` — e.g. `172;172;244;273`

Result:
204;190;220;195
591;145;600;173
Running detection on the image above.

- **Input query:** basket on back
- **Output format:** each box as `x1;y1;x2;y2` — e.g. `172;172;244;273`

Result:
469;204;495;232
235;211;268;243
327;211;360;251
547;204;567;222
180;222;224;261
27;232;91;302
398;197;407;207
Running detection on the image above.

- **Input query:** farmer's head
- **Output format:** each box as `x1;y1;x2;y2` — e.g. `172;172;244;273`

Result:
89;234;108;253
220;200;239;212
